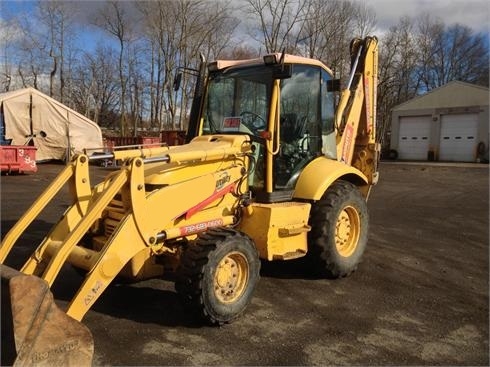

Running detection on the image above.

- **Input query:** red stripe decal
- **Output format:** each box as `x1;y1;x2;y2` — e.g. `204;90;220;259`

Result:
185;183;236;220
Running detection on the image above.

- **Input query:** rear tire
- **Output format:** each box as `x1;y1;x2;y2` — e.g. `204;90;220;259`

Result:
307;180;368;278
175;228;260;325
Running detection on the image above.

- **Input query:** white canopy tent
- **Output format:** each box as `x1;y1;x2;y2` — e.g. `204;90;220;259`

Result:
0;87;103;161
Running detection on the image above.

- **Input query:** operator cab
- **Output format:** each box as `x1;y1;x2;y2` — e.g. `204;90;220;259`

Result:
198;54;337;203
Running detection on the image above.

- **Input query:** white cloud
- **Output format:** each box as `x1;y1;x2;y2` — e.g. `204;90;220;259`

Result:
0;18;23;48
363;0;489;33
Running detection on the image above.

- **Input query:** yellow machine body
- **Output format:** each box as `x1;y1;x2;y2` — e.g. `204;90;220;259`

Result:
239;202;311;261
1;134;252;321
1;36;379;362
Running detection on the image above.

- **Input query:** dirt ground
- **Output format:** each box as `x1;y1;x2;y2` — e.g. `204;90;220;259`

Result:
1;161;488;366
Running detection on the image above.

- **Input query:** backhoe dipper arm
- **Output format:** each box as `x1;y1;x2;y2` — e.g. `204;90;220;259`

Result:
335;36;379;189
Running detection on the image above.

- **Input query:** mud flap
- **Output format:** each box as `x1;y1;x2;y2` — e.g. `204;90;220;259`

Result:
1;265;94;366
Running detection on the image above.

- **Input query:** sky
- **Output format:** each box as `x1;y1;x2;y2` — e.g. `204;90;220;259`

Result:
364;0;489;34
1;0;489;31
0;0;489;51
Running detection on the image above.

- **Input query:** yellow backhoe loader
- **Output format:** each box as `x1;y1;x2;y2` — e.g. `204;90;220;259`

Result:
1;36;378;365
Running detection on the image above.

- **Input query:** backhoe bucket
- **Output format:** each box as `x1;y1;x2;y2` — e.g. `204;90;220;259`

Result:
1;265;94;366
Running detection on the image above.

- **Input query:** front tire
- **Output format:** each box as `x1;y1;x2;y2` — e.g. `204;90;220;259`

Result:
307;180;368;278
175;228;260;325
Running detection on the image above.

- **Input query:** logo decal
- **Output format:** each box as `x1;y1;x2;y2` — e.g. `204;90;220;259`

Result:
84;280;104;306
216;172;231;190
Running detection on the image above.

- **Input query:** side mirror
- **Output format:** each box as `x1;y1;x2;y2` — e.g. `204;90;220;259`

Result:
173;73;182;91
272;64;292;79
327;79;341;92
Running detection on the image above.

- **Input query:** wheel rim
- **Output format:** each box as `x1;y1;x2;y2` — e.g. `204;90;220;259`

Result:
214;251;249;303
335;205;361;257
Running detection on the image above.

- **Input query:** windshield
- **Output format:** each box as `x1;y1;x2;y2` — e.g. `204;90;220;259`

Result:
202;66;273;137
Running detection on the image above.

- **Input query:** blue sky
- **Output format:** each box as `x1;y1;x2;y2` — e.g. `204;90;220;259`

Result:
0;0;114;53
1;0;489;49
2;0;489;30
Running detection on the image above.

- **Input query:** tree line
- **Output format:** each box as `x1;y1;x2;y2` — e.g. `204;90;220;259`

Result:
1;0;488;146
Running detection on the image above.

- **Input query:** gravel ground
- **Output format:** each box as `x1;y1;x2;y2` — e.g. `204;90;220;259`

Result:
1;161;488;366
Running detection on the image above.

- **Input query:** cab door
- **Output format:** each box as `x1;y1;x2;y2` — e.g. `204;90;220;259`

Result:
254;65;335;203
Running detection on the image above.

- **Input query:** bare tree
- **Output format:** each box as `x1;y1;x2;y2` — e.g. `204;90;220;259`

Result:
127;42;146;135
71;45;119;128
218;44;259;59
297;0;339;59
1;6;47;92
245;0;308;53
175;0;238;129
352;1;377;37
416;14;446;91
38;1;58;98
95;1;135;136
298;0;362;80
417;15;489;89
138;1;167;130
138;0;182;130
138;0;237;131
16;31;45;90
4;0;487;144
376;17;419;147
0;18;21;91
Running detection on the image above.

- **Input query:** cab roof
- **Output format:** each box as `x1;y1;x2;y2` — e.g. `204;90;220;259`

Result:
209;53;333;75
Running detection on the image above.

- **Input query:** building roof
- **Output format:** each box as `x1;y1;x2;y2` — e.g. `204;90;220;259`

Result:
393;81;489;111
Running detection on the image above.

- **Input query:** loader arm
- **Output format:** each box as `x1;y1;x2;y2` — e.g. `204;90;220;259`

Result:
0;155;92;264
1;134;253;317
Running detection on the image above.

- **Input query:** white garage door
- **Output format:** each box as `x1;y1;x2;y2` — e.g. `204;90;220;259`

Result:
439;114;478;162
398;116;431;160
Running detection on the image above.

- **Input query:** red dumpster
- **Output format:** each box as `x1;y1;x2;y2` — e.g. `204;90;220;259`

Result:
0;146;37;174
103;136;162;150
139;136;161;146
160;130;186;146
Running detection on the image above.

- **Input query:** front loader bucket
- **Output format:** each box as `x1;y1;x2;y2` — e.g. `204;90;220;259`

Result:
1;265;93;366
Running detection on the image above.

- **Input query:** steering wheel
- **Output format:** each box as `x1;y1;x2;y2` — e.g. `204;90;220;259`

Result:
240;111;266;132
